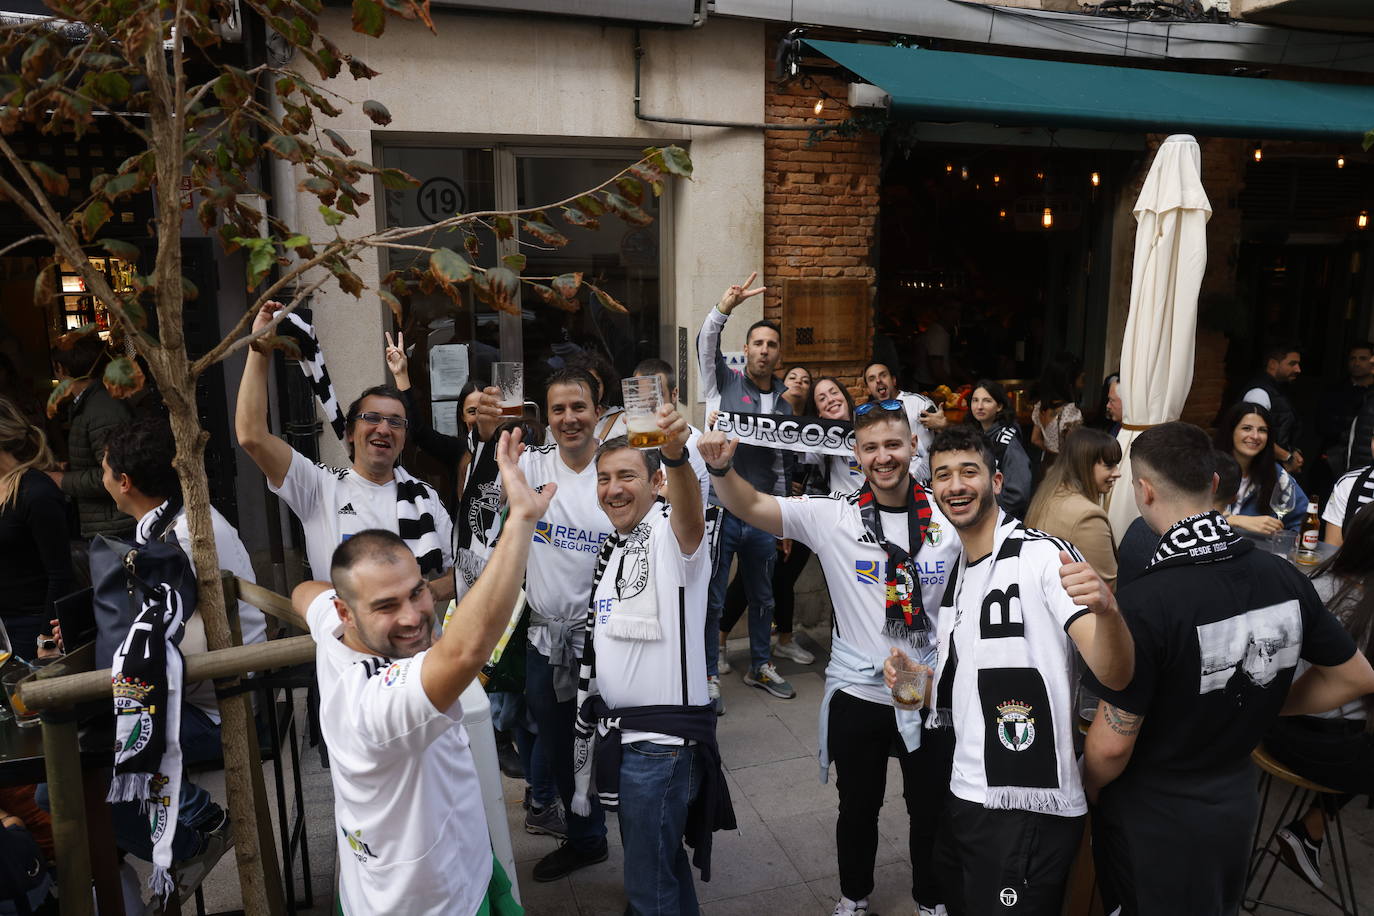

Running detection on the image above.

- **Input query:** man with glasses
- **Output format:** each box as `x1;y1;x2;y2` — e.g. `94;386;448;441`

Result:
235;301;458;598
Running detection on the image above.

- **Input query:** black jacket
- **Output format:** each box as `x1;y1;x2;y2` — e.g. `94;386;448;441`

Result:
61;384;134;537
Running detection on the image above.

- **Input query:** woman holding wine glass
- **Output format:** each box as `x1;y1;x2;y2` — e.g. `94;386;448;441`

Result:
0;397;72;657
1213;401;1309;535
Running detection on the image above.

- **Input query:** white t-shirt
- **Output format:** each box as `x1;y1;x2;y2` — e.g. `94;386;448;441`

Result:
898;391;937;484
685;425;711;509
944;543;1088;814
154;507;269;722
269;450;454;583
306;591;489;916
1324;467;1374;533
1302;574;1368;722
591;503;710;745
517;444;615;656
778;488;961;705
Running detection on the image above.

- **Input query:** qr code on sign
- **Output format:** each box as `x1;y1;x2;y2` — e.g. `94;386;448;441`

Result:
796;327;815;345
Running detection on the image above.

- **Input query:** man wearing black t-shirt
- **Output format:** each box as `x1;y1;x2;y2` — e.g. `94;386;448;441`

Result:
1083;422;1374;914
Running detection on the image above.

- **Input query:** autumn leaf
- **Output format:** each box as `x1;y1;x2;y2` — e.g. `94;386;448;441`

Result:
502;253;526;272
615;176;644;206
82;200;111;239
97;238;141;262
319;205;345;226
521;219;568;248
46;378;75;419
589;284;628;314
464;234;480;257
378;168;420;191
629;162;665;196
551;272;582;300
362;100;392;126
29;161;70;197
182;276;200;301
258;335;303;360
485;266;520;314
658;145;693;178
429;247;472;286
347;57;381;79
102;356;146;399
351;0;385;36
266;134;304;163
561;208;599;230
491;216;514;240
528;282;579;312
601;192;653;227
574;194;606;217
33;261;56;307
379;289;403;321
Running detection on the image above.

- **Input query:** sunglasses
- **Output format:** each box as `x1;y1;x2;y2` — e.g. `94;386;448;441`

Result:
351;411;409;430
854;399;904;417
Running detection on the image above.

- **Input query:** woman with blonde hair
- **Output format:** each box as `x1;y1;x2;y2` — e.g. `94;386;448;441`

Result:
0;396;72;653
1025;425;1122;588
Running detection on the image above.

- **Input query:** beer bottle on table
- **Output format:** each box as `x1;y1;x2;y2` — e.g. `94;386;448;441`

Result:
1296;503;1321;565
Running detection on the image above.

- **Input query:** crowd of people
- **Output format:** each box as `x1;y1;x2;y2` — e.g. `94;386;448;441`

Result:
4;291;1374;916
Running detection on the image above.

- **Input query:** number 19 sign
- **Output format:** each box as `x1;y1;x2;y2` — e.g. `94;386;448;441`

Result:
417;177;465;223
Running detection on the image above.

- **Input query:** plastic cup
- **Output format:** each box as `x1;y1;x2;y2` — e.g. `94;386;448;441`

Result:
622;375;666;449
2;669;38;728
891;658;932;711
493;362;523;417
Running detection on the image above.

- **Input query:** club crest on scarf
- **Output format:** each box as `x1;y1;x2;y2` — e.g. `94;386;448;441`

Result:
146;773;173;844
995;700;1036;752
856;480;934;649
112;675;157;760
614;524;652;600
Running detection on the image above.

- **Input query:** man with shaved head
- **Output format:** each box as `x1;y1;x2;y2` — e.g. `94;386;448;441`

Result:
292;429;550;915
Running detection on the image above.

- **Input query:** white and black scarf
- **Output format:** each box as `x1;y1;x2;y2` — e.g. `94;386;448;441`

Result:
278;312;347;440
570;535;620;817
1146;510;1249;572
930;513;1085;814
394;467;446;577
1342;466;1374;534
107;580;187;901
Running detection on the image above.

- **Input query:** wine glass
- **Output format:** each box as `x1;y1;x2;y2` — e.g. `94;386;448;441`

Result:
1269;474;1295;552
0;619;13;722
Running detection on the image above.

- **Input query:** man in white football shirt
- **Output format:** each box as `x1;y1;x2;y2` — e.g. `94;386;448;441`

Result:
699;402;960;916
236;300;473;599
511;368;615;881
863;361;942;484
574;403;723;914
292;428;549;916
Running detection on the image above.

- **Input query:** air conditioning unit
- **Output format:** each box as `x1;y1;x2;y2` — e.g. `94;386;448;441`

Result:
848;82;890;110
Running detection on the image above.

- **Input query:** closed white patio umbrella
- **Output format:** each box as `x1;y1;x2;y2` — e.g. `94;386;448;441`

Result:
1108;134;1212;544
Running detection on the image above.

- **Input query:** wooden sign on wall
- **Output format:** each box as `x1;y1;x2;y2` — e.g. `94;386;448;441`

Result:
782;278;870;363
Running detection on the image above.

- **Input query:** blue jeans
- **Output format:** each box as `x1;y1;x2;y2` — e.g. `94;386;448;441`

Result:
618;741;702;916
497;690;558;809
525;644;607;851
707;511;776;674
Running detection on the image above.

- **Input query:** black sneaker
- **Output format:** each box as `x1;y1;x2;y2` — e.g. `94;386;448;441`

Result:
1277;820;1323;889
495;730;524;780
532;840;609;882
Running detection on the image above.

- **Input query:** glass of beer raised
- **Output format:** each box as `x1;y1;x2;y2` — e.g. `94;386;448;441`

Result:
493;362;524;418
891;657;932;711
622;375;666;449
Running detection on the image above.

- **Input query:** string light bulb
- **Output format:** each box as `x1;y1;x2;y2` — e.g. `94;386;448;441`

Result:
813;97;824;116
960;165;970;181
1359;210;1369;230
1035;170;1045;181
993;174;1001;185
1253;144;1263;162
945;162;954;174
1042;207;1054;229
1337;154;1346;168
1091;171;1101;187
998;208;1007;221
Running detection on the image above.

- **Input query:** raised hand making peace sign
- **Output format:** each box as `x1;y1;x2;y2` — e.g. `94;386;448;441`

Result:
716;271;767;316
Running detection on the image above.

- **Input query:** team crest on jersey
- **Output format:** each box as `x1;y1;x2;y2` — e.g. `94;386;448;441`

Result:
855;560;880;585
532;520;553;545
112;675;156;760
925;521;943;546
995;700;1036;752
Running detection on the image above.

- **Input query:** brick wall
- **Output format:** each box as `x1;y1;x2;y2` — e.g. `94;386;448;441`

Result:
763;42;882;402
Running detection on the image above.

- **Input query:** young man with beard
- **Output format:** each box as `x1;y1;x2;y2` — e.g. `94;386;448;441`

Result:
863;362;940;484
698;272;797;702
235;301;461;599
891;425;1133;915
699;402;961;916
1240;342;1304;472
1081;422;1374;914
291;428;548;915
571;404;732;915
510;368;616;881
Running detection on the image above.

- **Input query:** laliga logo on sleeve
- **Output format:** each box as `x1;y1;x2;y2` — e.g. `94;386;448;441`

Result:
382;663;402;687
855;560;880;585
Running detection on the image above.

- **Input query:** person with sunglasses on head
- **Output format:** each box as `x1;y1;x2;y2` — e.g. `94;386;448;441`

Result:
699;398;961;916
698;272;798;703
236;301;493;600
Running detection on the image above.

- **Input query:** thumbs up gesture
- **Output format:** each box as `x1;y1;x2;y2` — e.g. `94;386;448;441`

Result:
1058;549;1117;617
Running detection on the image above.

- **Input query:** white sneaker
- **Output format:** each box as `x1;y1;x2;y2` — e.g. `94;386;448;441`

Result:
773;638;815;665
832;897;868;916
707;675;724;716
717;644;733;675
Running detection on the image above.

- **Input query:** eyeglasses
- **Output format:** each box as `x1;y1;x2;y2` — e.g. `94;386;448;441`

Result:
351;412;409;430
854;399;904;417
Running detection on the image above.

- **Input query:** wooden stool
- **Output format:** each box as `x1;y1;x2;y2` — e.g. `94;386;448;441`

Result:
1244;745;1359;915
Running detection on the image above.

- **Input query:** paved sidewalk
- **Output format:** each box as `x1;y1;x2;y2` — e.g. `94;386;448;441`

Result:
179;630;1374;914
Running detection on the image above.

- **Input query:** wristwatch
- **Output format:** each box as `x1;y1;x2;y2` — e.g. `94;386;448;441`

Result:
706;459;733;478
661;445;690;468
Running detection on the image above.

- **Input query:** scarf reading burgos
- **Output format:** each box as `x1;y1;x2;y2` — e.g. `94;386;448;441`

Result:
1146;509;1250;572
107;581;187;901
856;480;934;649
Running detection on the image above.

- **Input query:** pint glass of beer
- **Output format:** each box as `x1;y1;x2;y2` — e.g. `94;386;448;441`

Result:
493;362;524;417
622;375;666;449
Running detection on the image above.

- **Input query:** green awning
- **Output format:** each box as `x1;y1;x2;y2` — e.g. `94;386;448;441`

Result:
805;39;1374;141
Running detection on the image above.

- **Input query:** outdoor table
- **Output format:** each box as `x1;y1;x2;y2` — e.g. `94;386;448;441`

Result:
1253;529;1338;568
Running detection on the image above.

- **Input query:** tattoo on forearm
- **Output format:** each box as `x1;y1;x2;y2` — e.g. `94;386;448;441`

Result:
1102;704;1142;737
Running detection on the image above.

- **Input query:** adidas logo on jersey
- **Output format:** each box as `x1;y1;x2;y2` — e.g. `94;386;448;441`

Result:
338;503;358;516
